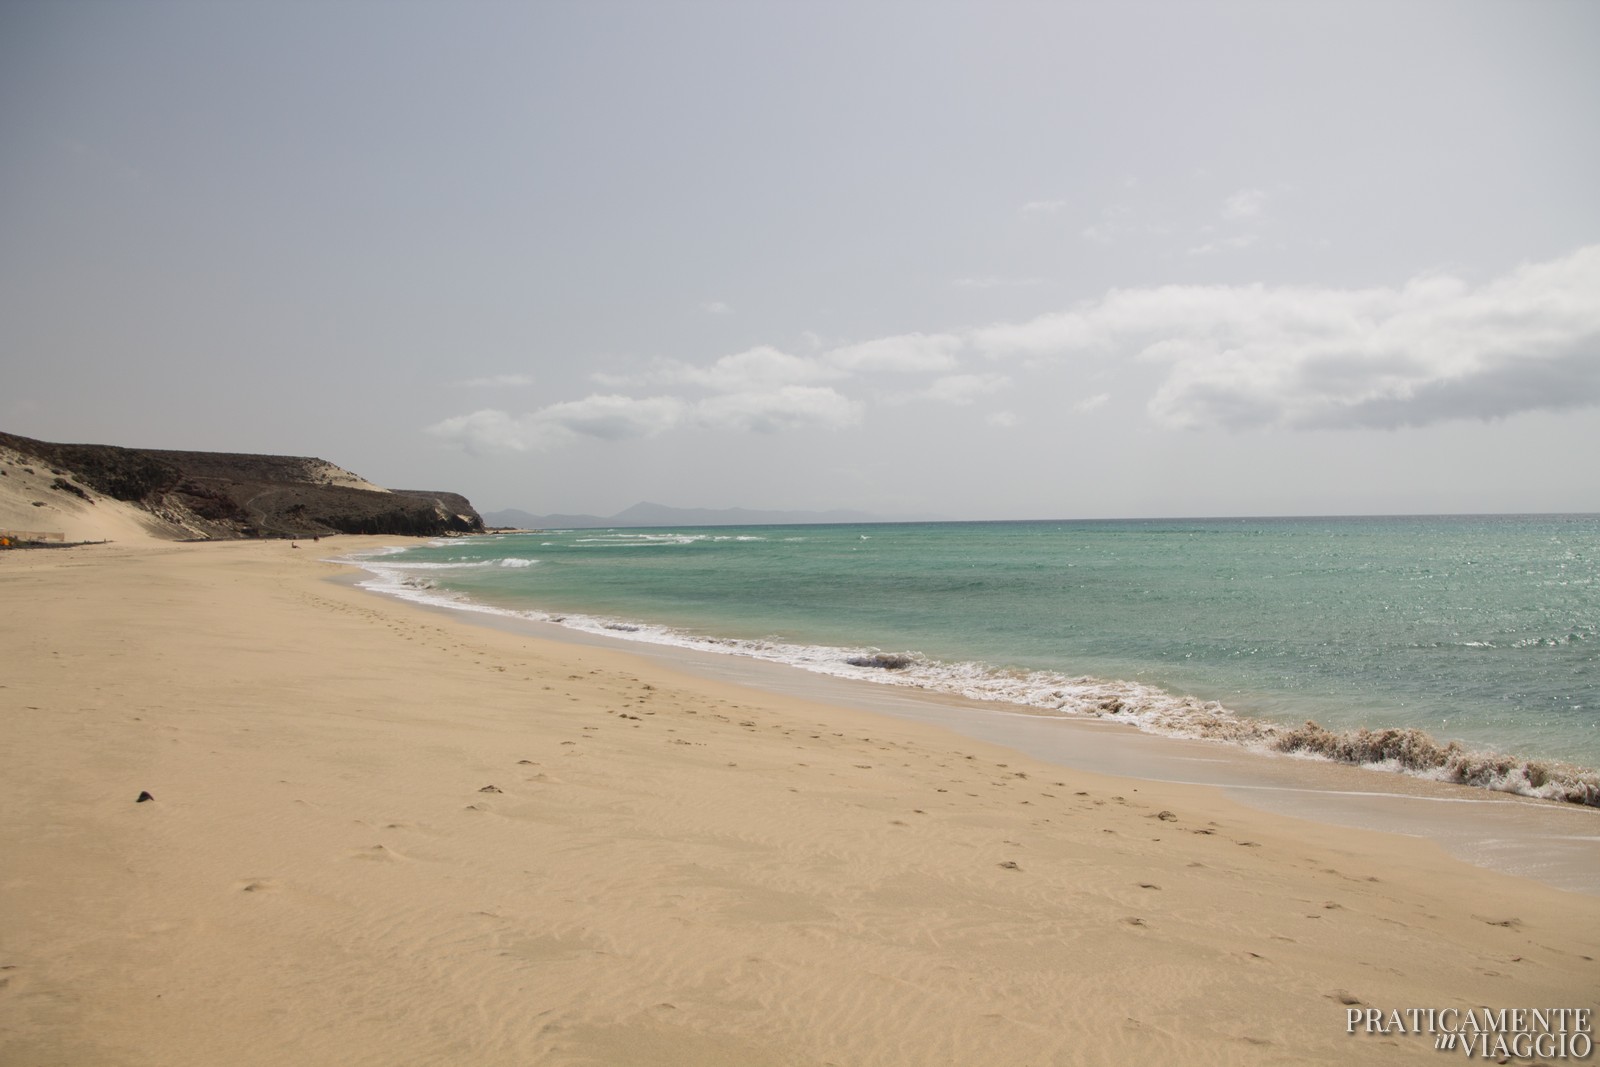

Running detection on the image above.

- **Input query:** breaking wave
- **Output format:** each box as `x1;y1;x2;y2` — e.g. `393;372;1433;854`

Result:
351;555;539;572
570;532;769;548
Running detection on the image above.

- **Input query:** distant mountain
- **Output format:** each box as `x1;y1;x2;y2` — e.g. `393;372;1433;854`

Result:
483;501;938;529
0;430;484;541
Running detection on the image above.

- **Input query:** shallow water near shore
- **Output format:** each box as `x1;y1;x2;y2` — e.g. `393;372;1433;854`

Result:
345;516;1600;798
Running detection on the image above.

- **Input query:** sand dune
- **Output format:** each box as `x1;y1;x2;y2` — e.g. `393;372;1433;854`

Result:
0;443;185;543
2;538;1595;1065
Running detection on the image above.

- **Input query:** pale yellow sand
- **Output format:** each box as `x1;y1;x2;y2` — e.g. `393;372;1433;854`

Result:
3;538;1596;1066
0;445;185;543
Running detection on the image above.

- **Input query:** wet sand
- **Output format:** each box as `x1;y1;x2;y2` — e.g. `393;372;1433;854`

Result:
446;598;1600;895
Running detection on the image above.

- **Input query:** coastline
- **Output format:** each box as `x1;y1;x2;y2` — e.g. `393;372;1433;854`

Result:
349;523;1600;808
4;536;1597;1065
344;537;1600;891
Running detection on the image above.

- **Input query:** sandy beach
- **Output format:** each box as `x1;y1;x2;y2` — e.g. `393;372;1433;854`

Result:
3;537;1597;1066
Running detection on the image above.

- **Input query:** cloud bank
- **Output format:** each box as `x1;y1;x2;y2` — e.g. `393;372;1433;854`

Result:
429;335;955;453
975;245;1600;430
428;246;1600;452
428;386;861;453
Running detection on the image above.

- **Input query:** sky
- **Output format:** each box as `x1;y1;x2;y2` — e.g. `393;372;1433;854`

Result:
2;0;1598;520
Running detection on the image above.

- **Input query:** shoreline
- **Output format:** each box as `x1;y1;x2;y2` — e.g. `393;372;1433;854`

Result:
4;536;1597;1065
344;530;1600;807
342;541;1600;893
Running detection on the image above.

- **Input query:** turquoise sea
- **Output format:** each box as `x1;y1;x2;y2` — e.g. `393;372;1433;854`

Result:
347;515;1600;804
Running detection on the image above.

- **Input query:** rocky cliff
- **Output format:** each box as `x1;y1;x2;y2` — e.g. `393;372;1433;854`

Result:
0;431;484;541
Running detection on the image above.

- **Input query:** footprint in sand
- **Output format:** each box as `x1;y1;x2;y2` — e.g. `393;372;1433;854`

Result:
237;878;279;893
351;845;406;862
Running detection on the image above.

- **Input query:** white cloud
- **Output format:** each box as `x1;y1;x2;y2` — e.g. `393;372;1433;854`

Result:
539;394;687;440
426;394;687;452
696;346;841;390
1021;199;1068;215
695;386;861;433
591;335;964;401
428;383;859;452
702;300;733;315
986;410;1021;428
434;336;949;452
973;245;1600;430
823;332;962;374
1073;392;1110;414
594;346;842;392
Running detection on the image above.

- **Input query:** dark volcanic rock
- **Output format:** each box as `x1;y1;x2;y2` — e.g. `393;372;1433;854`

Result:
0;431;485;540
845;652;916;670
5;436;182;502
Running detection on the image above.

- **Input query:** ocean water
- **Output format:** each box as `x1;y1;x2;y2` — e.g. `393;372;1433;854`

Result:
345;515;1600;805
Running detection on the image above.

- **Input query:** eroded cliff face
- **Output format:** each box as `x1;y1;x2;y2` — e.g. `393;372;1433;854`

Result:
0;431;484;541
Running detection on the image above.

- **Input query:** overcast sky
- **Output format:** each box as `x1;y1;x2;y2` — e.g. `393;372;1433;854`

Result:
3;1;1597;520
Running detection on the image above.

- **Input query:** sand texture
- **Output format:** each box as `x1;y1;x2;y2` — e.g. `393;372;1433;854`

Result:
3;538;1596;1065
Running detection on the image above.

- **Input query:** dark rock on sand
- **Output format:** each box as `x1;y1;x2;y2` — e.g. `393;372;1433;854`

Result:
845;653;915;670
